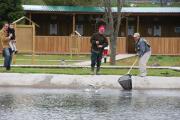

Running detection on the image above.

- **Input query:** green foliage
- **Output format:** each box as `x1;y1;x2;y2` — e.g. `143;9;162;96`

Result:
0;0;24;27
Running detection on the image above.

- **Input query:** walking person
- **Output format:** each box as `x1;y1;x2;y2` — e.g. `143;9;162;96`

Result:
103;45;109;63
90;25;108;75
0;23;13;70
133;33;151;77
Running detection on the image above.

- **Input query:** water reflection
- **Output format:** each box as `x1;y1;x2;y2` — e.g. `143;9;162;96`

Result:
0;94;14;108
0;88;180;120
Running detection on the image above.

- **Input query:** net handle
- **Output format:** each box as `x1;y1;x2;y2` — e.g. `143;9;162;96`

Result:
127;56;138;74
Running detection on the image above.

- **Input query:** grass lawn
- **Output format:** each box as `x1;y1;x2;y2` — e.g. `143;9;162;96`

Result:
14;54;90;60
103;55;180;67
0;54;179;76
0;54;90;65
0;54;179;66
0;67;179;77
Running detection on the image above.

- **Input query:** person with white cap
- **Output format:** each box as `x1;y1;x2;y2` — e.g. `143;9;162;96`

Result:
133;32;151;77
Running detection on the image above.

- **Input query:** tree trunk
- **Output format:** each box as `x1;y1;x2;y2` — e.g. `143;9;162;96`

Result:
110;33;117;65
160;0;163;6
103;0;123;65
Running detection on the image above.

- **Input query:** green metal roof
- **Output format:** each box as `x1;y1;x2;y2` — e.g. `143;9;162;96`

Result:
23;5;104;13
23;5;180;14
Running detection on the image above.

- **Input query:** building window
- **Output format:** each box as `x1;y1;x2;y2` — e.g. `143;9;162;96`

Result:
147;27;153;36
76;24;83;36
175;27;180;33
50;23;57;35
153;25;161;37
128;26;134;36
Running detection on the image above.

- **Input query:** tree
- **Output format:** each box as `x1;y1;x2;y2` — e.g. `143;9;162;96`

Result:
103;0;124;65
0;0;24;27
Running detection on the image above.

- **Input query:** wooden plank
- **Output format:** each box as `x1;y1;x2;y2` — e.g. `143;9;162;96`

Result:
16;25;33;28
32;24;35;64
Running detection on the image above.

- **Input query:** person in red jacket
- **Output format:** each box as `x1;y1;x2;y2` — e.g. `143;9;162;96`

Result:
103;45;109;63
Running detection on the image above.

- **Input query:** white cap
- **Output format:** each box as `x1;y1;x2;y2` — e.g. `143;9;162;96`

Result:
133;33;140;37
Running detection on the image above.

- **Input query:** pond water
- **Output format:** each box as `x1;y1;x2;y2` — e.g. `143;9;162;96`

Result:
0;87;180;120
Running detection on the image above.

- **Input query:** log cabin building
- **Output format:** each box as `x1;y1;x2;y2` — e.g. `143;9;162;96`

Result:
22;5;180;55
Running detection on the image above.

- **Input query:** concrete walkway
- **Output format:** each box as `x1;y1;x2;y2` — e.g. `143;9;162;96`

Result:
73;54;136;66
2;65;179;72
0;73;179;89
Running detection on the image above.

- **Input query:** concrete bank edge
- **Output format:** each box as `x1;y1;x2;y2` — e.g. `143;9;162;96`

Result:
0;73;179;89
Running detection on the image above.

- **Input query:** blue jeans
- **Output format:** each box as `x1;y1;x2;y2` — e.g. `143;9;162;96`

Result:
3;48;12;69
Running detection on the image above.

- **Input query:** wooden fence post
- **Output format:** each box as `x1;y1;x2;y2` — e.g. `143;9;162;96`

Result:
32;23;35;64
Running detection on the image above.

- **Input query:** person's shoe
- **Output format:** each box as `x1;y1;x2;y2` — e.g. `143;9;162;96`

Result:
104;58;107;63
96;71;100;75
96;67;100;75
6;66;11;71
15;50;18;54
138;74;146;77
90;71;95;75
90;67;95;75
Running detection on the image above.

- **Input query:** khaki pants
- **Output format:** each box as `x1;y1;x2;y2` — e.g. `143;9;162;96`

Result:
139;50;151;76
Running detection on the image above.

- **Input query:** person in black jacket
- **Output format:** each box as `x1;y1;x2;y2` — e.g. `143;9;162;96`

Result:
8;23;17;53
90;25;108;75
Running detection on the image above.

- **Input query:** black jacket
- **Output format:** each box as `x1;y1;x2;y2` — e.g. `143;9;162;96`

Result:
8;28;15;40
90;33;108;53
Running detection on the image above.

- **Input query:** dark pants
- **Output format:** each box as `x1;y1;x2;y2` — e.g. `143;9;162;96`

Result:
91;51;102;71
3;48;12;70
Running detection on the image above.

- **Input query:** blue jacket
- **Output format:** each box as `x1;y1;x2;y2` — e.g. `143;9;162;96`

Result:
135;38;151;57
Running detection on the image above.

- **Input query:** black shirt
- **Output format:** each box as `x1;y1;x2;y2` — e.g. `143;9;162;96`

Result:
8;28;15;40
90;33;108;52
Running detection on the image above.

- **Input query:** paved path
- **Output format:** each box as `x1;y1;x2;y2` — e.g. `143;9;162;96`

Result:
169;67;180;71
73;54;136;66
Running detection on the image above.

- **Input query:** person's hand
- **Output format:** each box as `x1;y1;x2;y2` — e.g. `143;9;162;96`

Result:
10;33;12;37
98;45;103;48
96;41;99;44
8;34;12;39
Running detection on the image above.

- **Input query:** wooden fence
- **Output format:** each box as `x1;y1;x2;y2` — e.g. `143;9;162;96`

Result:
35;36;180;55
145;37;180;55
0;35;179;55
35;36;127;54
